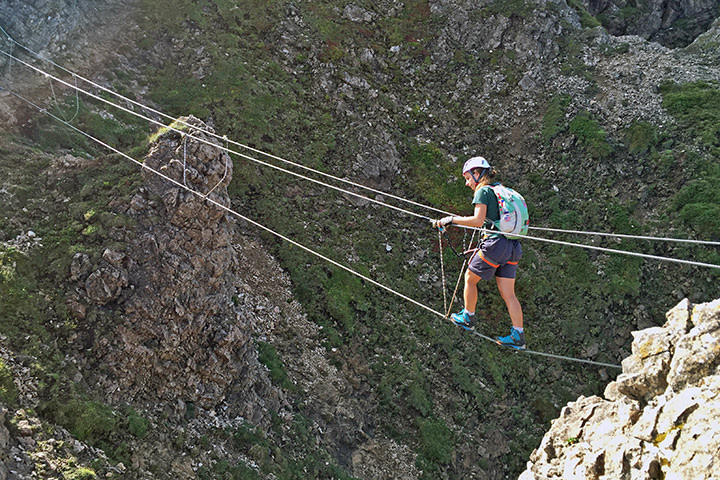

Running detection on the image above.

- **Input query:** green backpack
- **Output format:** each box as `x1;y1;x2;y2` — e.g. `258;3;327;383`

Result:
486;184;529;239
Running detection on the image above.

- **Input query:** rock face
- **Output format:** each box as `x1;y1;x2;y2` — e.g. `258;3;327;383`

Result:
687;16;720;62
520;298;720;480
0;0;136;126
95;116;278;421
0;403;8;480
580;0;720;47
0;0;133;67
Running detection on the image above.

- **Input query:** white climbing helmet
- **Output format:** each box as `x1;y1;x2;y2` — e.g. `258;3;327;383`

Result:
462;156;491;175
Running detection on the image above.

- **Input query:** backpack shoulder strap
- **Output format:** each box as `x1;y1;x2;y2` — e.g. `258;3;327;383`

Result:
483;184;503;230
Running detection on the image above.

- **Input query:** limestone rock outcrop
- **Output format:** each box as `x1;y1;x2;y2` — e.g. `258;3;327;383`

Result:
520;298;720;480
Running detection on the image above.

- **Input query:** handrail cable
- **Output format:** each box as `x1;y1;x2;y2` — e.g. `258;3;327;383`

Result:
0;29;450;216
0;47;432;221
2;48;718;270
1;33;718;248
449;226;720;270
3;84;623;370
530;226;720;246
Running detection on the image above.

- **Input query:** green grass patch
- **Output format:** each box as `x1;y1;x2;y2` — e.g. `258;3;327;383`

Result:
256;341;295;391
623;121;658;155
0;358;18;407
51;399;118;444
27;99;150;157
0;246;56;354
147;119;191;144
405;142;467;211
324;269;368;335
569;111;613;158
541;94;572;143
128;408;151;438
406;363;433;417
618;6;641;21
232;417;359;479
660;81;720;149
567;0;601;28
416;417;453;476
558;33;589;78
601;254;642;301
672;166;720;240
64;467;98;480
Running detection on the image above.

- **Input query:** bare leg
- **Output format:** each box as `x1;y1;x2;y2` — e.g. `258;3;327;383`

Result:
496;276;523;329
463;268;482;313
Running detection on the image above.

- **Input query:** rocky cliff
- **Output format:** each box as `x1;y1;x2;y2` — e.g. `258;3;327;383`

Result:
0;0;125;55
580;0;720;47
0;0;137;125
520;298;720;480
82;116;280;420
1;0;720;479
0;405;8;480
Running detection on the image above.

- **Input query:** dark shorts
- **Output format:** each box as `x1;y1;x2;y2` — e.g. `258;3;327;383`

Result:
468;236;522;280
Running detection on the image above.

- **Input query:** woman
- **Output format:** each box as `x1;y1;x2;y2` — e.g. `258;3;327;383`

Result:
432;156;526;350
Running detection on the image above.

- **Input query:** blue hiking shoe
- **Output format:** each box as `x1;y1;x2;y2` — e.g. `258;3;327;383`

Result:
450;310;475;331
496;327;526;350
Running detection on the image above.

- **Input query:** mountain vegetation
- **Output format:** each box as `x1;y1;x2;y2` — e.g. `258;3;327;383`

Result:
0;0;719;479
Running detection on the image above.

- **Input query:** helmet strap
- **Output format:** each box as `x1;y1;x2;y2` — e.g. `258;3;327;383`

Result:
471;168;486;184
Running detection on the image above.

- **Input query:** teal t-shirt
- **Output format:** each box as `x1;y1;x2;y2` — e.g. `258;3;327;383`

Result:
472;183;500;236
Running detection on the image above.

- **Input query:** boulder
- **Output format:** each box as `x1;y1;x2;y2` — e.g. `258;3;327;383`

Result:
69;252;92;281
85;264;129;305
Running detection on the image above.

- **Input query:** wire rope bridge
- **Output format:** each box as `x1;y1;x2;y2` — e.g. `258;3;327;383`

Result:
2;28;719;371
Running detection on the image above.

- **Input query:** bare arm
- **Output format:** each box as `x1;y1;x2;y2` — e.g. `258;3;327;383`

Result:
451;203;486;229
